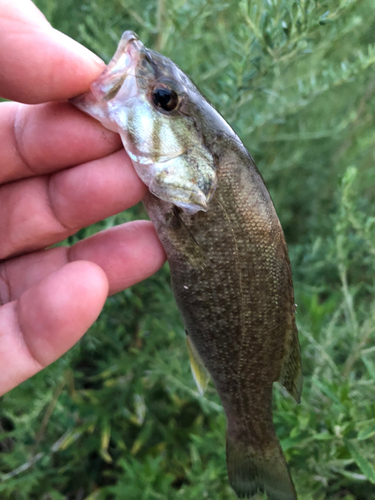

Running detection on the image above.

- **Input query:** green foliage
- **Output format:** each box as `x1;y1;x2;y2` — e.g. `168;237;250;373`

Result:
1;0;375;498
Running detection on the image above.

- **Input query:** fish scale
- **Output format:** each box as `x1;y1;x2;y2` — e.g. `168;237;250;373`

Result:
72;30;302;500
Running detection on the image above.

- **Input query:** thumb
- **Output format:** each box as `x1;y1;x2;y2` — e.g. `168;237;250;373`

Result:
0;0;105;103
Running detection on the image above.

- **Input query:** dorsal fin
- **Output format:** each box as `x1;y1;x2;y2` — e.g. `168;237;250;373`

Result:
278;325;303;403
186;333;210;395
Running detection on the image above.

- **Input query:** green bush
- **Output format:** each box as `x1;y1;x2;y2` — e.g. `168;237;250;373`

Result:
1;0;374;498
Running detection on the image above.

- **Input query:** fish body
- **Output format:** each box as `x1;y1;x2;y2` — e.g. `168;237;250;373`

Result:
72;31;302;500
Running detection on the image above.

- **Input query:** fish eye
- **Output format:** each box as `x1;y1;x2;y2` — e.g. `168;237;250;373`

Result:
151;84;179;112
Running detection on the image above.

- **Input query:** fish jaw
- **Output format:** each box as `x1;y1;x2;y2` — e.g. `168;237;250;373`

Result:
71;91;119;133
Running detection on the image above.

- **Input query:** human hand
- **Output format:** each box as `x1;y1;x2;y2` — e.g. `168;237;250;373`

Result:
0;0;166;396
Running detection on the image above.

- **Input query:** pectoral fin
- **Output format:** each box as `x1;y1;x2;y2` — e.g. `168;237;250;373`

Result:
186;333;210;395
278;325;303;403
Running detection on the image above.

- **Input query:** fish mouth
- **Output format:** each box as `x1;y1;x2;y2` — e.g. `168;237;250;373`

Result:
69;31;145;131
88;31;144;102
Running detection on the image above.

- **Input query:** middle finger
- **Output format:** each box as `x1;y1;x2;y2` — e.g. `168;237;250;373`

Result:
0;149;147;259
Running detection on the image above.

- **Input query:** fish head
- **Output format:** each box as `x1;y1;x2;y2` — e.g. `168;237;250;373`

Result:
72;31;218;214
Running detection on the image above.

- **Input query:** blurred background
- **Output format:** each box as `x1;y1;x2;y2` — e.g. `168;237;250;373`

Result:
1;0;375;498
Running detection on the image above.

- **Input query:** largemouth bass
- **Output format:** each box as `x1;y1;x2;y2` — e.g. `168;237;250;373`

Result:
72;31;303;500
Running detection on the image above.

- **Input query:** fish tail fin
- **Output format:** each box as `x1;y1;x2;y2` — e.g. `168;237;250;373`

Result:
226;431;297;500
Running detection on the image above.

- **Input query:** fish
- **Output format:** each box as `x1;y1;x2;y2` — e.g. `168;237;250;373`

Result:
71;31;303;500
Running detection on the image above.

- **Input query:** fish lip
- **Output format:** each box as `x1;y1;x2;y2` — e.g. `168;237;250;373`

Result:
120;30;139;45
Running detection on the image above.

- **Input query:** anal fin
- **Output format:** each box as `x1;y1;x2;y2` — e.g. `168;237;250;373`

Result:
186;332;210;395
278;325;303;403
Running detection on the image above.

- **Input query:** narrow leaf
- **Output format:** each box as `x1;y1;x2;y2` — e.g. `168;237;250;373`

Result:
345;439;375;484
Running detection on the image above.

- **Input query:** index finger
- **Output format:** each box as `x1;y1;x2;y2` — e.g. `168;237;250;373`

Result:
0;0;104;103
